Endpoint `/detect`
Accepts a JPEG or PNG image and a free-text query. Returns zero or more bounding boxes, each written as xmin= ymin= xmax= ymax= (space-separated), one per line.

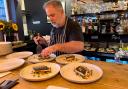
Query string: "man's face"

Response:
xmin=45 ymin=5 xmax=63 ymax=28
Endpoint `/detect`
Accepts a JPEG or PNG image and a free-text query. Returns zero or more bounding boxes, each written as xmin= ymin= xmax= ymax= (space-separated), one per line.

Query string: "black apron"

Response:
xmin=49 ymin=18 xmax=68 ymax=56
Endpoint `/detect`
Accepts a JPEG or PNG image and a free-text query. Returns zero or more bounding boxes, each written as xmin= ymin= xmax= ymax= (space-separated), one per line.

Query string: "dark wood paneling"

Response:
xmin=15 ymin=0 xmax=24 ymax=40
xmin=6 ymin=0 xmax=24 ymax=40
xmin=24 ymin=0 xmax=52 ymax=35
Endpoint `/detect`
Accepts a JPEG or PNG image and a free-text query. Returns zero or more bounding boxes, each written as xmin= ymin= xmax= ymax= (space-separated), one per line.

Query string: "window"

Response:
xmin=0 ymin=0 xmax=8 ymax=21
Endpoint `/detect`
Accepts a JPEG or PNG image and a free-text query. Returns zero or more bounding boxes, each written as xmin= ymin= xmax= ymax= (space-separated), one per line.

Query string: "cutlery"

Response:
xmin=0 ymin=79 xmax=19 ymax=89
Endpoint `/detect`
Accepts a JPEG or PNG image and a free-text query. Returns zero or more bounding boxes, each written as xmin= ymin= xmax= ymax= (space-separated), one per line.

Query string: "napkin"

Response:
xmin=0 ymin=71 xmax=11 ymax=78
xmin=46 ymin=85 xmax=70 ymax=89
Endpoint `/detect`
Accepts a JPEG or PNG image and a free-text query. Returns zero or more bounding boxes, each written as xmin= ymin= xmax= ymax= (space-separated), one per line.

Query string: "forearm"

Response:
xmin=54 ymin=41 xmax=84 ymax=53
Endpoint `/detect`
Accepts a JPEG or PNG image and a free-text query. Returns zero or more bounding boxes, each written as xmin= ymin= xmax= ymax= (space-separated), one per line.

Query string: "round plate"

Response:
xmin=55 ymin=54 xmax=86 ymax=64
xmin=0 ymin=58 xmax=25 ymax=72
xmin=6 ymin=51 xmax=33 ymax=59
xmin=27 ymin=54 xmax=56 ymax=63
xmin=60 ymin=63 xmax=103 ymax=83
xmin=20 ymin=62 xmax=60 ymax=81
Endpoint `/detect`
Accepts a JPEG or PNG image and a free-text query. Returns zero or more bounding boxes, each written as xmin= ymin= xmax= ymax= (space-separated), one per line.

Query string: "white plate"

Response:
xmin=6 ymin=51 xmax=33 ymax=59
xmin=27 ymin=54 xmax=56 ymax=63
xmin=55 ymin=54 xmax=86 ymax=64
xmin=60 ymin=63 xmax=103 ymax=83
xmin=20 ymin=62 xmax=60 ymax=81
xmin=0 ymin=58 xmax=25 ymax=72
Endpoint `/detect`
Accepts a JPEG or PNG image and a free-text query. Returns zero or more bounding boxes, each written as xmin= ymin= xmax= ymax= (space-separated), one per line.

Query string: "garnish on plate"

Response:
xmin=38 ymin=54 xmax=50 ymax=60
xmin=31 ymin=65 xmax=51 ymax=77
xmin=63 ymin=54 xmax=78 ymax=62
xmin=28 ymin=54 xmax=51 ymax=61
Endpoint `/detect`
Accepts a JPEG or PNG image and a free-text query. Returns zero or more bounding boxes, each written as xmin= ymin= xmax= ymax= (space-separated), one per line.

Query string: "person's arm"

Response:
xmin=41 ymin=41 xmax=84 ymax=57
xmin=53 ymin=41 xmax=84 ymax=53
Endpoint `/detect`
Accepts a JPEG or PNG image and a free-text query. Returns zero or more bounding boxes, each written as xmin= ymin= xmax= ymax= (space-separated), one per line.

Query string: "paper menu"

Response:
xmin=46 ymin=85 xmax=69 ymax=89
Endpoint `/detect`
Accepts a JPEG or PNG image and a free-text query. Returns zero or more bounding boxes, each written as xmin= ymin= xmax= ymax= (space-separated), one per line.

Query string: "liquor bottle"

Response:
xmin=81 ymin=18 xmax=86 ymax=33
xmin=87 ymin=18 xmax=94 ymax=34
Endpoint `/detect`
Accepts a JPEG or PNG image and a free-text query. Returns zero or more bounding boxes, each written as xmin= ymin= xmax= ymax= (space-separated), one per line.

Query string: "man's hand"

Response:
xmin=33 ymin=36 xmax=40 ymax=45
xmin=33 ymin=36 xmax=48 ymax=46
xmin=40 ymin=41 xmax=84 ymax=57
xmin=41 ymin=44 xmax=60 ymax=57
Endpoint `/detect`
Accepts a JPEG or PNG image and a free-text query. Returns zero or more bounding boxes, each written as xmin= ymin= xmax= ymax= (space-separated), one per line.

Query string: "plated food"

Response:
xmin=97 ymin=48 xmax=116 ymax=53
xmin=97 ymin=48 xmax=106 ymax=52
xmin=55 ymin=54 xmax=86 ymax=64
xmin=74 ymin=66 xmax=93 ymax=79
xmin=32 ymin=65 xmax=51 ymax=77
xmin=63 ymin=54 xmax=78 ymax=62
xmin=84 ymin=47 xmax=96 ymax=51
xmin=20 ymin=62 xmax=60 ymax=81
xmin=106 ymin=48 xmax=115 ymax=53
xmin=60 ymin=63 xmax=103 ymax=83
xmin=27 ymin=54 xmax=56 ymax=63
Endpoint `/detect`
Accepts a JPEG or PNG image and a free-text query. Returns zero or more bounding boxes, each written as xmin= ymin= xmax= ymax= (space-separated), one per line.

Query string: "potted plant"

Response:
xmin=0 ymin=20 xmax=18 ymax=41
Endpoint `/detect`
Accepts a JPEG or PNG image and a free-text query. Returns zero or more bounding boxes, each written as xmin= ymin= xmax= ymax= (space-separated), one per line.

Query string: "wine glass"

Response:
xmin=114 ymin=48 xmax=124 ymax=64
xmin=114 ymin=53 xmax=121 ymax=64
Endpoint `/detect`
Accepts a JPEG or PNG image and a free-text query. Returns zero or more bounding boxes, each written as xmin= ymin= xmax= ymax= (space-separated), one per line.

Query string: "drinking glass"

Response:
xmin=114 ymin=55 xmax=121 ymax=64
xmin=114 ymin=51 xmax=123 ymax=64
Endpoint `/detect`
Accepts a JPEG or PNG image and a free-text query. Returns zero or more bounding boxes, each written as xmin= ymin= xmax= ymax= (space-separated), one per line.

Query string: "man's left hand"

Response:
xmin=41 ymin=44 xmax=60 ymax=57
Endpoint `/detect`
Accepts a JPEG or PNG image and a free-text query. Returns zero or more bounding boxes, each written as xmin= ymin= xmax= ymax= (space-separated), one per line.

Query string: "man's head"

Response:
xmin=43 ymin=0 xmax=66 ymax=28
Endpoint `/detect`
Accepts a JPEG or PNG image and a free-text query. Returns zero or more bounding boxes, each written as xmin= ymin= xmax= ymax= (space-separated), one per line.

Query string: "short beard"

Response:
xmin=51 ymin=23 xmax=59 ymax=28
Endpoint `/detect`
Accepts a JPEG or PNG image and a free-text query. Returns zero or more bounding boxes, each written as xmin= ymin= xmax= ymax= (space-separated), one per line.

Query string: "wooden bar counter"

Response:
xmin=0 ymin=58 xmax=128 ymax=89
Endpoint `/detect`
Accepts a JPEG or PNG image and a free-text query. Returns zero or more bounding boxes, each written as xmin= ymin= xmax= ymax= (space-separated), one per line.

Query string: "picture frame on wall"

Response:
xmin=47 ymin=0 xmax=65 ymax=23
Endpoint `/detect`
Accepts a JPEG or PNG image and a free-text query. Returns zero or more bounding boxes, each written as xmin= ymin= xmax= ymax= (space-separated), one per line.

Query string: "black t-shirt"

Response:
xmin=50 ymin=17 xmax=84 ymax=45
xmin=49 ymin=17 xmax=84 ymax=56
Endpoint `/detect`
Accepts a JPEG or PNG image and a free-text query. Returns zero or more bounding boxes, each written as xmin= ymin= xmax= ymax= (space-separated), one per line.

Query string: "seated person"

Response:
xmin=34 ymin=0 xmax=84 ymax=57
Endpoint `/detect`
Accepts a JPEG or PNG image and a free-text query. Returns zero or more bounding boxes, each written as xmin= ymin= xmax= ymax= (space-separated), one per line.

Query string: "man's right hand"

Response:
xmin=33 ymin=36 xmax=48 ymax=46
